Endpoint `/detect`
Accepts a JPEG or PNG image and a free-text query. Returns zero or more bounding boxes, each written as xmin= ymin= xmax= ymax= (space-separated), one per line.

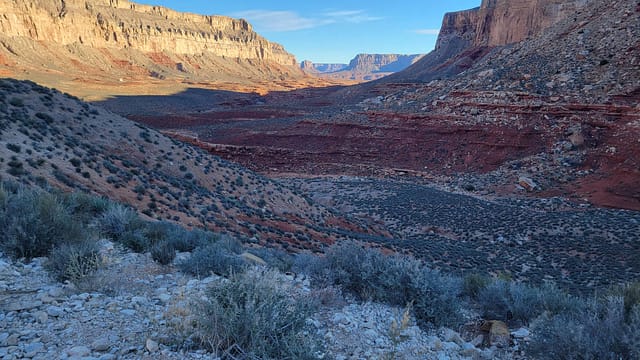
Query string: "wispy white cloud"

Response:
xmin=323 ymin=10 xmax=383 ymax=24
xmin=414 ymin=29 xmax=440 ymax=35
xmin=231 ymin=10 xmax=322 ymax=31
xmin=232 ymin=9 xmax=382 ymax=32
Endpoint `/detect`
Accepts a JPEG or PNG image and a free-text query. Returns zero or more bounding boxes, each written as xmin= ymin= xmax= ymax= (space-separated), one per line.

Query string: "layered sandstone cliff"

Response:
xmin=0 ymin=0 xmax=314 ymax=98
xmin=474 ymin=0 xmax=588 ymax=47
xmin=385 ymin=0 xmax=588 ymax=82
xmin=0 ymin=0 xmax=296 ymax=65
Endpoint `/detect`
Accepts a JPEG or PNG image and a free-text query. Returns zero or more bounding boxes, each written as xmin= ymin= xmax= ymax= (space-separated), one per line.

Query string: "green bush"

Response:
xmin=462 ymin=273 xmax=491 ymax=299
xmin=610 ymin=282 xmax=640 ymax=319
xmin=527 ymin=297 xmax=635 ymax=359
xmin=312 ymin=241 xmax=464 ymax=327
xmin=410 ymin=267 xmax=464 ymax=327
xmin=246 ymin=247 xmax=294 ymax=273
xmin=192 ymin=270 xmax=322 ymax=359
xmin=0 ymin=186 xmax=86 ymax=259
xmin=118 ymin=229 xmax=150 ymax=253
xmin=179 ymin=240 xmax=245 ymax=277
xmin=63 ymin=192 xmax=111 ymax=223
xmin=6 ymin=143 xmax=21 ymax=153
xmin=9 ymin=97 xmax=24 ymax=107
xmin=96 ymin=203 xmax=140 ymax=237
xmin=46 ymin=240 xmax=101 ymax=283
xmin=478 ymin=279 xmax=582 ymax=323
xmin=151 ymin=240 xmax=176 ymax=265
xmin=624 ymin=306 xmax=640 ymax=358
xmin=169 ymin=228 xmax=215 ymax=252
xmin=96 ymin=203 xmax=148 ymax=251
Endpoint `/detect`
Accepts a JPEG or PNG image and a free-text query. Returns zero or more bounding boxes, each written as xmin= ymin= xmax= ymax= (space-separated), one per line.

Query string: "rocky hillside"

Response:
xmin=0 ymin=0 xmax=326 ymax=99
xmin=0 ymin=78 xmax=376 ymax=251
xmin=302 ymin=54 xmax=424 ymax=81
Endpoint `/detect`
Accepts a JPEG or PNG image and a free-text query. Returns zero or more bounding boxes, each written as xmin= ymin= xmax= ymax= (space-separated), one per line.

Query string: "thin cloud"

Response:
xmin=324 ymin=10 xmax=383 ymax=23
xmin=232 ymin=9 xmax=382 ymax=32
xmin=231 ymin=10 xmax=323 ymax=32
xmin=414 ymin=29 xmax=440 ymax=35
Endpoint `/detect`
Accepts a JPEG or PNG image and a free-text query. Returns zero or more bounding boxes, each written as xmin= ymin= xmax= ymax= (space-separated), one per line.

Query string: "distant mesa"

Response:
xmin=301 ymin=54 xmax=425 ymax=82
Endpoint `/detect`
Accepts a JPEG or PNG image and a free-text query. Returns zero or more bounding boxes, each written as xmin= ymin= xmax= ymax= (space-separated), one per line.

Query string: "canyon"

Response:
xmin=301 ymin=53 xmax=425 ymax=81
xmin=0 ymin=0 xmax=639 ymax=285
xmin=100 ymin=0 xmax=639 ymax=211
xmin=0 ymin=1 xmax=639 ymax=358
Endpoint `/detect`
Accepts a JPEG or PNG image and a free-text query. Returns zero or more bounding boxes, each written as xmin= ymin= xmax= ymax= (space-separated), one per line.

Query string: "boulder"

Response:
xmin=518 ymin=176 xmax=538 ymax=191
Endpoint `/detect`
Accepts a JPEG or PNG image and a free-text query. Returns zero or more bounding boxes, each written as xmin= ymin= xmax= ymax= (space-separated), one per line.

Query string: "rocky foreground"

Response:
xmin=0 ymin=241 xmax=527 ymax=360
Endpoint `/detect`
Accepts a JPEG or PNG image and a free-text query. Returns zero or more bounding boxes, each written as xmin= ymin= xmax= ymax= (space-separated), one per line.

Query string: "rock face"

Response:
xmin=302 ymin=54 xmax=424 ymax=81
xmin=474 ymin=0 xmax=588 ymax=47
xmin=386 ymin=0 xmax=588 ymax=82
xmin=0 ymin=0 xmax=313 ymax=98
xmin=0 ymin=0 xmax=296 ymax=65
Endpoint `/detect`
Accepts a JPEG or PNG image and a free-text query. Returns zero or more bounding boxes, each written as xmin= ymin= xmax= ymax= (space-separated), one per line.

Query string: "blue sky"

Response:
xmin=136 ymin=1 xmax=481 ymax=64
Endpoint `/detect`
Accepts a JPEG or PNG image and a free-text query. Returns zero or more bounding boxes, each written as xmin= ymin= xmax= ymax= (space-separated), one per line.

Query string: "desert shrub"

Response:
xmin=9 ymin=97 xmax=24 ymax=107
xmin=317 ymin=241 xmax=414 ymax=303
xmin=96 ymin=203 xmax=147 ymax=249
xmin=527 ymin=296 xmax=634 ymax=359
xmin=144 ymin=221 xmax=183 ymax=244
xmin=35 ymin=112 xmax=54 ymax=124
xmin=0 ymin=186 xmax=86 ymax=259
xmin=246 ymin=247 xmax=294 ymax=273
xmin=6 ymin=143 xmax=21 ymax=153
xmin=192 ymin=270 xmax=321 ymax=359
xmin=169 ymin=228 xmax=215 ymax=252
xmin=118 ymin=229 xmax=150 ymax=253
xmin=410 ymin=267 xmax=464 ymax=328
xmin=478 ymin=279 xmax=582 ymax=323
xmin=46 ymin=240 xmax=101 ymax=283
xmin=151 ymin=240 xmax=176 ymax=265
xmin=314 ymin=241 xmax=464 ymax=327
xmin=624 ymin=306 xmax=640 ymax=358
xmin=609 ymin=282 xmax=640 ymax=319
xmin=291 ymin=252 xmax=326 ymax=280
xmin=7 ymin=158 xmax=26 ymax=176
xmin=63 ymin=192 xmax=111 ymax=223
xmin=462 ymin=273 xmax=491 ymax=299
xmin=179 ymin=239 xmax=245 ymax=277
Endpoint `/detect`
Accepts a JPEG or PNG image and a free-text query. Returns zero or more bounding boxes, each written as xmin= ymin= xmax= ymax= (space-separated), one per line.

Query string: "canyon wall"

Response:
xmin=0 ymin=0 xmax=296 ymax=65
xmin=386 ymin=0 xmax=588 ymax=82
xmin=474 ymin=0 xmax=588 ymax=47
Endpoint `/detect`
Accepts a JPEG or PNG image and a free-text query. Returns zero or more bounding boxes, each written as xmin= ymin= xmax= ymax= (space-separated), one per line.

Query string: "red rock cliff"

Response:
xmin=385 ymin=0 xmax=587 ymax=82
xmin=474 ymin=0 xmax=588 ymax=46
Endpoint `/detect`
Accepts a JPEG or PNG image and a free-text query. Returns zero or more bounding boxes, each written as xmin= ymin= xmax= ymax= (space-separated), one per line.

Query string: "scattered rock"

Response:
xmin=91 ymin=337 xmax=111 ymax=352
xmin=481 ymin=320 xmax=511 ymax=347
xmin=511 ymin=327 xmax=530 ymax=339
xmin=145 ymin=338 xmax=159 ymax=353
xmin=66 ymin=345 xmax=91 ymax=357
xmin=518 ymin=176 xmax=538 ymax=191
xmin=46 ymin=305 xmax=64 ymax=317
